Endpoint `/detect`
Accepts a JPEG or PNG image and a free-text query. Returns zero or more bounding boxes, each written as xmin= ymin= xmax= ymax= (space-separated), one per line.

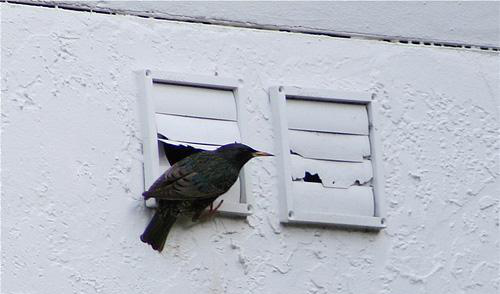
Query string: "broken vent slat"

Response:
xmin=156 ymin=113 xmax=241 ymax=146
xmin=289 ymin=130 xmax=370 ymax=162
xmin=270 ymin=86 xmax=385 ymax=227
xmin=158 ymin=138 xmax=219 ymax=151
xmin=290 ymin=155 xmax=373 ymax=189
xmin=153 ymin=83 xmax=237 ymax=121
xmin=292 ymin=182 xmax=374 ymax=217
xmin=286 ymin=99 xmax=369 ymax=135
xmin=140 ymin=71 xmax=253 ymax=217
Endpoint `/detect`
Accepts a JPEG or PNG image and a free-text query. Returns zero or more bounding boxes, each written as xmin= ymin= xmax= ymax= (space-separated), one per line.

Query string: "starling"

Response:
xmin=140 ymin=143 xmax=273 ymax=252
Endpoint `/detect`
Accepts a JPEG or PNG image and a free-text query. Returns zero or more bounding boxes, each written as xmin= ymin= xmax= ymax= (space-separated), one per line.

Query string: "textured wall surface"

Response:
xmin=2 ymin=4 xmax=499 ymax=294
xmin=14 ymin=0 xmax=500 ymax=47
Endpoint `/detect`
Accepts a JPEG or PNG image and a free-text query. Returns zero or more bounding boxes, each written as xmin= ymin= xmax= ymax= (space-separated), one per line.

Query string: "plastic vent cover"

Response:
xmin=270 ymin=86 xmax=385 ymax=229
xmin=137 ymin=70 xmax=253 ymax=216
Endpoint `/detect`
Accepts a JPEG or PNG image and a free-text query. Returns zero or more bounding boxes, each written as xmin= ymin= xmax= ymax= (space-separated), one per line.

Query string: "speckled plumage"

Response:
xmin=141 ymin=143 xmax=272 ymax=252
xmin=144 ymin=151 xmax=241 ymax=202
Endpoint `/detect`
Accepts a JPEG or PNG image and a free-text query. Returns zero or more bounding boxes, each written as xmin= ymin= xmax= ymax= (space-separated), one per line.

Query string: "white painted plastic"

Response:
xmin=366 ymin=100 xmax=386 ymax=222
xmin=152 ymin=83 xmax=237 ymax=121
xmin=270 ymin=86 xmax=385 ymax=229
xmin=156 ymin=113 xmax=240 ymax=145
xmin=290 ymin=155 xmax=373 ymax=189
xmin=286 ymin=98 xmax=369 ymax=135
xmin=137 ymin=70 xmax=253 ymax=216
xmin=292 ymin=183 xmax=374 ymax=217
xmin=158 ymin=138 xmax=219 ymax=151
xmin=136 ymin=70 xmax=160 ymax=208
xmin=283 ymin=86 xmax=372 ymax=104
xmin=270 ymin=87 xmax=295 ymax=223
xmin=288 ymin=129 xmax=370 ymax=162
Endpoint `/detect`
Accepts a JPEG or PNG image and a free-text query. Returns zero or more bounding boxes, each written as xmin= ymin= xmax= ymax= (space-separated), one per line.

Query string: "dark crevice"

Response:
xmin=292 ymin=171 xmax=324 ymax=184
xmin=58 ymin=5 xmax=90 ymax=12
xmin=443 ymin=43 xmax=461 ymax=48
xmin=6 ymin=0 xmax=53 ymax=8
xmin=158 ymin=134 xmax=205 ymax=165
xmin=353 ymin=179 xmax=373 ymax=187
xmin=303 ymin=172 xmax=322 ymax=184
xmin=307 ymin=31 xmax=351 ymax=39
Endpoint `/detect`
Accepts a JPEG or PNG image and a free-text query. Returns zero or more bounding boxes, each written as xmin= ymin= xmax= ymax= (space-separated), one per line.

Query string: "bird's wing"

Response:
xmin=147 ymin=173 xmax=225 ymax=200
xmin=144 ymin=153 xmax=226 ymax=200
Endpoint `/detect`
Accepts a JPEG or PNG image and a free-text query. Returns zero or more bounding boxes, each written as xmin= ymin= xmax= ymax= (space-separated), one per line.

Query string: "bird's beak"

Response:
xmin=253 ymin=151 xmax=274 ymax=157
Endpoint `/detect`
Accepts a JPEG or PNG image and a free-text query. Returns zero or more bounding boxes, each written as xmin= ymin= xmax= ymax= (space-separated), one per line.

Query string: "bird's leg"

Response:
xmin=199 ymin=200 xmax=224 ymax=221
xmin=206 ymin=200 xmax=224 ymax=218
xmin=209 ymin=199 xmax=224 ymax=215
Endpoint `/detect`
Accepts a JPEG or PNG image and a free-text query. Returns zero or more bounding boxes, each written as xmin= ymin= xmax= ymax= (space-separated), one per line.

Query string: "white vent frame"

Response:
xmin=136 ymin=70 xmax=253 ymax=216
xmin=270 ymin=86 xmax=386 ymax=229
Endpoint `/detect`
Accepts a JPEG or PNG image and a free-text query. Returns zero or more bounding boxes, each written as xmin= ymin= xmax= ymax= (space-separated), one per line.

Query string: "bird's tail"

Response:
xmin=140 ymin=211 xmax=177 ymax=252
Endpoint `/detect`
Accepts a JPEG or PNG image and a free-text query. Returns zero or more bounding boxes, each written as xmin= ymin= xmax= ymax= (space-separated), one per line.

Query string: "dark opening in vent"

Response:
xmin=158 ymin=134 xmax=205 ymax=165
xmin=303 ymin=172 xmax=322 ymax=184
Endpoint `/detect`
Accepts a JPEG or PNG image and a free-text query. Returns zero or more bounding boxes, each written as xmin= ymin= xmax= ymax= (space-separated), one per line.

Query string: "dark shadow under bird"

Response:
xmin=141 ymin=143 xmax=273 ymax=252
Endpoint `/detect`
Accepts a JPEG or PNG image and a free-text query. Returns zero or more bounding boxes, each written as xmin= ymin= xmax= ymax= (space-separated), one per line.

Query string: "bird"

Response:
xmin=140 ymin=143 xmax=273 ymax=252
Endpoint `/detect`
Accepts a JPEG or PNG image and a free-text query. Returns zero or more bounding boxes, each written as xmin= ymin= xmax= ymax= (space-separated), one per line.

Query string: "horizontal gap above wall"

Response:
xmin=3 ymin=0 xmax=500 ymax=52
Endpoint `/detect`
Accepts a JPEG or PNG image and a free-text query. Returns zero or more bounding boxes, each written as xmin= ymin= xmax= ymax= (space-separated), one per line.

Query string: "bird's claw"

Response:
xmin=209 ymin=199 xmax=224 ymax=214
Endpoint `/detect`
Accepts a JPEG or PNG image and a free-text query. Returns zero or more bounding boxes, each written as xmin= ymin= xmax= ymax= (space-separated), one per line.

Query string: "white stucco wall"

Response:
xmin=1 ymin=3 xmax=499 ymax=294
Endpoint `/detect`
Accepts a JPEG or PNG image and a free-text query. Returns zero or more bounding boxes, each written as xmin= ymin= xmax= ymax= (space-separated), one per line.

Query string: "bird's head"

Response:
xmin=216 ymin=143 xmax=273 ymax=168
